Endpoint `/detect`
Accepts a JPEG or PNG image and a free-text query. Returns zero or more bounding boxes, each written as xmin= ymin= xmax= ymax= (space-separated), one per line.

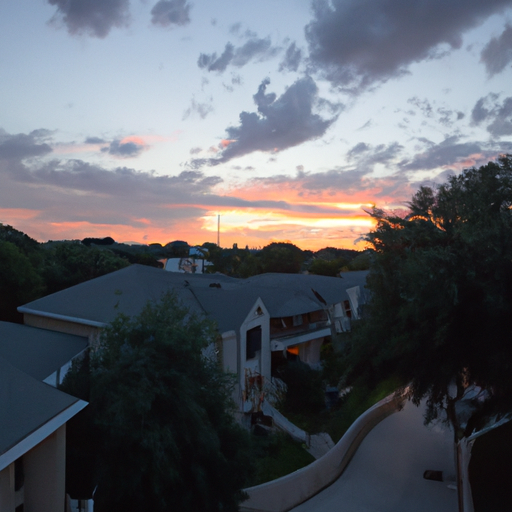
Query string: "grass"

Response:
xmin=246 ymin=431 xmax=315 ymax=486
xmin=277 ymin=375 xmax=401 ymax=443
xmin=323 ymin=376 xmax=402 ymax=442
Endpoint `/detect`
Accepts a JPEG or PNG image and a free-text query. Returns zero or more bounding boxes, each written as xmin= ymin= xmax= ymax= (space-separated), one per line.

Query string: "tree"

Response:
xmin=259 ymin=242 xmax=304 ymax=274
xmin=42 ymin=241 xmax=129 ymax=294
xmin=62 ymin=293 xmax=252 ymax=512
xmin=348 ymin=155 xmax=512 ymax=438
xmin=0 ymin=241 xmax=45 ymax=322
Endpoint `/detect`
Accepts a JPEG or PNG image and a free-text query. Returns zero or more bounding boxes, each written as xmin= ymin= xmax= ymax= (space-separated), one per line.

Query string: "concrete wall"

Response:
xmin=240 ymin=395 xmax=401 ymax=512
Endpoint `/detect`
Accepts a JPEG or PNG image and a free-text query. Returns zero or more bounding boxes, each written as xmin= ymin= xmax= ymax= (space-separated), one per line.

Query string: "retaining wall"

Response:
xmin=240 ymin=394 xmax=401 ymax=512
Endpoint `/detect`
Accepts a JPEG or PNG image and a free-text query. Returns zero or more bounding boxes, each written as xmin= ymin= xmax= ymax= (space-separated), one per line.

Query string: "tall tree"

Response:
xmin=348 ymin=155 xmax=512 ymax=437
xmin=63 ymin=293 xmax=252 ymax=512
xmin=0 ymin=241 xmax=45 ymax=322
xmin=42 ymin=242 xmax=129 ymax=294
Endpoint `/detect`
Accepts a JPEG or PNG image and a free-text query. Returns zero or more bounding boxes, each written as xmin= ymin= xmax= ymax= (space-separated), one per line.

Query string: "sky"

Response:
xmin=1 ymin=0 xmax=512 ymax=251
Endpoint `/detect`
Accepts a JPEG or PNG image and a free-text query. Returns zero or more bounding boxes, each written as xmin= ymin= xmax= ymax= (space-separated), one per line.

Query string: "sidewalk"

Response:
xmin=291 ymin=400 xmax=458 ymax=512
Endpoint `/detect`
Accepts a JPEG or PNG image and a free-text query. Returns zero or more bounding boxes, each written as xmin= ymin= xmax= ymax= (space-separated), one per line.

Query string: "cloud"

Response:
xmin=198 ymin=36 xmax=280 ymax=73
xmin=346 ymin=142 xmax=403 ymax=166
xmin=84 ymin=136 xmax=106 ymax=144
xmin=192 ymin=76 xmax=341 ymax=166
xmin=305 ymin=0 xmax=512 ymax=91
xmin=279 ymin=42 xmax=302 ymax=72
xmin=481 ymin=24 xmax=512 ymax=76
xmin=399 ymin=136 xmax=491 ymax=171
xmin=151 ymin=0 xmax=191 ymax=28
xmin=182 ymin=98 xmax=214 ymax=120
xmin=0 ymin=129 xmax=53 ymax=161
xmin=47 ymin=0 xmax=130 ymax=38
xmin=102 ymin=138 xmax=146 ymax=158
xmin=471 ymin=94 xmax=512 ymax=137
xmin=407 ymin=96 xmax=465 ymax=127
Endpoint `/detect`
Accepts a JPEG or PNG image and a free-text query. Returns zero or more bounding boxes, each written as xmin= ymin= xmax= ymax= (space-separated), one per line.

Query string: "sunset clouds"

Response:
xmin=1 ymin=1 xmax=511 ymax=250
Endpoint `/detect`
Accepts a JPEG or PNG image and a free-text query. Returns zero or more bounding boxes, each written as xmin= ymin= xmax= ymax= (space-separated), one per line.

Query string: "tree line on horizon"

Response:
xmin=0 ymin=223 xmax=369 ymax=323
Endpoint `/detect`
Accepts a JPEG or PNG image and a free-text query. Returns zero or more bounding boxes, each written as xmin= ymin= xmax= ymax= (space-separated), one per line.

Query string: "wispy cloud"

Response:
xmin=198 ymin=36 xmax=280 ymax=73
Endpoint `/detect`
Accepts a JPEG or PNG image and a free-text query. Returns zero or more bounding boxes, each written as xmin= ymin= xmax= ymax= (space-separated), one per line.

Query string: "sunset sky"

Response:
xmin=2 ymin=1 xmax=512 ymax=250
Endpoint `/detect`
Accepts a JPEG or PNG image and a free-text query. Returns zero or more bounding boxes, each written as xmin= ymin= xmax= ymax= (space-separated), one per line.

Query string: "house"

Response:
xmin=18 ymin=264 xmax=368 ymax=414
xmin=163 ymin=246 xmax=212 ymax=274
xmin=0 ymin=322 xmax=88 ymax=512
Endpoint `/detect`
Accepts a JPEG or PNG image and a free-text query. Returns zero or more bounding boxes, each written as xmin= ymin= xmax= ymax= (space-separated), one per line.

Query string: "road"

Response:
xmin=291 ymin=399 xmax=458 ymax=512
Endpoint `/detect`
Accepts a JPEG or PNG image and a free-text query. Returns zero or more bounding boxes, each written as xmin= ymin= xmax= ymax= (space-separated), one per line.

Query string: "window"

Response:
xmin=246 ymin=326 xmax=262 ymax=359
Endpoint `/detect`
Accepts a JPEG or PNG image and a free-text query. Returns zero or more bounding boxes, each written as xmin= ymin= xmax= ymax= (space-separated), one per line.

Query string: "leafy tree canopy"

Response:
xmin=0 ymin=241 xmax=45 ymax=322
xmin=42 ymin=241 xmax=129 ymax=294
xmin=348 ymin=155 xmax=512 ymax=437
xmin=259 ymin=242 xmax=304 ymax=274
xmin=63 ymin=293 xmax=252 ymax=512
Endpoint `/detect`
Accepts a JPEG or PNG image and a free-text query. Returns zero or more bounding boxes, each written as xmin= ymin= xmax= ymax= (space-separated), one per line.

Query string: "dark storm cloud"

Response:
xmin=191 ymin=77 xmax=341 ymax=166
xmin=102 ymin=139 xmax=145 ymax=158
xmin=279 ymin=42 xmax=303 ymax=72
xmin=399 ymin=136 xmax=487 ymax=171
xmin=48 ymin=0 xmax=130 ymax=38
xmin=305 ymin=0 xmax=512 ymax=91
xmin=471 ymin=94 xmax=512 ymax=137
xmin=481 ymin=24 xmax=512 ymax=76
xmin=151 ymin=0 xmax=191 ymax=28
xmin=198 ymin=37 xmax=280 ymax=72
xmin=0 ymin=130 xmax=53 ymax=161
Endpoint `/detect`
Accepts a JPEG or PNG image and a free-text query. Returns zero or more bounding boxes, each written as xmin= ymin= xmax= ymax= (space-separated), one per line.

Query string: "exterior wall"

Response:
xmin=23 ymin=314 xmax=100 ymax=346
xmin=239 ymin=300 xmax=270 ymax=412
xmin=221 ymin=330 xmax=238 ymax=374
xmin=0 ymin=464 xmax=15 ymax=512
xmin=23 ymin=425 xmax=66 ymax=512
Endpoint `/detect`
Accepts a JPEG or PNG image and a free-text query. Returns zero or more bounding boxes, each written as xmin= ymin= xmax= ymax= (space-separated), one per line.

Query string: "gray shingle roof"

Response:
xmin=19 ymin=265 xmax=236 ymax=327
xmin=19 ymin=265 xmax=368 ymax=334
xmin=0 ymin=357 xmax=82 ymax=460
xmin=0 ymin=322 xmax=88 ymax=381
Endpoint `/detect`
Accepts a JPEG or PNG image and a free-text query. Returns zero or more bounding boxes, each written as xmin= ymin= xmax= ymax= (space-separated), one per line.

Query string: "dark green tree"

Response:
xmin=308 ymin=258 xmax=346 ymax=277
xmin=259 ymin=242 xmax=304 ymax=274
xmin=42 ymin=242 xmax=129 ymax=294
xmin=0 ymin=241 xmax=45 ymax=322
xmin=63 ymin=293 xmax=252 ymax=512
xmin=348 ymin=155 xmax=512 ymax=437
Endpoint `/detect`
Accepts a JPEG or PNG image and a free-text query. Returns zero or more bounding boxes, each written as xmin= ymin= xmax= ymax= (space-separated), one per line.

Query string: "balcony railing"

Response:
xmin=270 ymin=320 xmax=330 ymax=340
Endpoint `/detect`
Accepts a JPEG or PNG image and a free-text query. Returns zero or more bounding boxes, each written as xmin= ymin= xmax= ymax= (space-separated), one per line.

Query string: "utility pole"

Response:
xmin=217 ymin=214 xmax=220 ymax=247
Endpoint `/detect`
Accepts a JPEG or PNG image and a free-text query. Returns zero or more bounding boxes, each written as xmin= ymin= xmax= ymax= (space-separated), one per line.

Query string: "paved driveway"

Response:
xmin=291 ymin=400 xmax=458 ymax=512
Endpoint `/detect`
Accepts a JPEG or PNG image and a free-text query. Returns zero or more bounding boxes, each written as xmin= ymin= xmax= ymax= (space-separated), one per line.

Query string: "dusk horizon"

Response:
xmin=2 ymin=1 xmax=512 ymax=251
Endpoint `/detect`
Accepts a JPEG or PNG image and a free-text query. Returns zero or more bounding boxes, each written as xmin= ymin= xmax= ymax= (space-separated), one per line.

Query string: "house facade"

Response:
xmin=0 ymin=323 xmax=88 ymax=512
xmin=18 ymin=265 xmax=368 ymax=414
